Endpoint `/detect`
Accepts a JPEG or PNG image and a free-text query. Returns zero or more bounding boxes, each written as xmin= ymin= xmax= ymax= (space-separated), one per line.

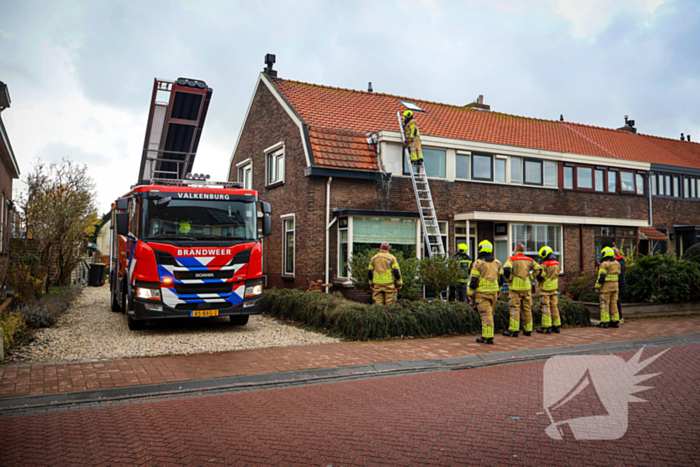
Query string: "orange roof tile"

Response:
xmin=639 ymin=226 xmax=669 ymax=241
xmin=270 ymin=77 xmax=700 ymax=171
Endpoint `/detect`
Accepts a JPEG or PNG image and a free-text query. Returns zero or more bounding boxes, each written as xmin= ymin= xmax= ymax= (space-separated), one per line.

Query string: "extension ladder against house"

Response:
xmin=397 ymin=112 xmax=445 ymax=258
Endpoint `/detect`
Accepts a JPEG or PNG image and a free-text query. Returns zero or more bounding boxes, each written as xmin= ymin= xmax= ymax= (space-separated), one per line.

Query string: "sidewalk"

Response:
xmin=1 ymin=316 xmax=699 ymax=399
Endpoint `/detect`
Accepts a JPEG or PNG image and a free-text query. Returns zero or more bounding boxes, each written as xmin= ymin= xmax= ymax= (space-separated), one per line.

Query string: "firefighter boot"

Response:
xmin=537 ymin=327 xmax=552 ymax=334
xmin=502 ymin=331 xmax=519 ymax=337
xmin=476 ymin=337 xmax=494 ymax=344
xmin=553 ymin=326 xmax=561 ymax=333
xmin=523 ymin=331 xmax=532 ymax=336
xmin=610 ymin=321 xmax=619 ymax=328
xmin=596 ymin=322 xmax=609 ymax=328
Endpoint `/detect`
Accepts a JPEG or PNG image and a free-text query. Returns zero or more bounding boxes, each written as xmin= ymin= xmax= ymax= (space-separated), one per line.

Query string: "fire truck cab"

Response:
xmin=110 ymin=178 xmax=271 ymax=330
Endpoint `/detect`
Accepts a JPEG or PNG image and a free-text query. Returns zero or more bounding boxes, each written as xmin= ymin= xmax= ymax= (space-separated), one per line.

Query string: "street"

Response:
xmin=2 ymin=343 xmax=698 ymax=466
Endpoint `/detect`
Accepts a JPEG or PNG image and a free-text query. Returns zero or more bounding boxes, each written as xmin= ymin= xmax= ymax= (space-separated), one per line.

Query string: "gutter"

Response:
xmin=304 ymin=166 xmax=391 ymax=181
xmin=325 ymin=176 xmax=333 ymax=294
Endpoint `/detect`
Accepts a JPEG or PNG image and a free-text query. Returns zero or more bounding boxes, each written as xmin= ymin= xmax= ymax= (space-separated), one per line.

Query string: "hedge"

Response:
xmin=262 ymin=289 xmax=590 ymax=341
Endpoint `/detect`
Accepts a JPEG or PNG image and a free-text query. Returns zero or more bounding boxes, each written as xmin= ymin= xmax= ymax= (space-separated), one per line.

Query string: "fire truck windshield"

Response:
xmin=143 ymin=198 xmax=257 ymax=242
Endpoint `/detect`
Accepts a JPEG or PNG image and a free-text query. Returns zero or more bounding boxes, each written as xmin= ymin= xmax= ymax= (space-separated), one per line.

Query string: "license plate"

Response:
xmin=191 ymin=309 xmax=219 ymax=317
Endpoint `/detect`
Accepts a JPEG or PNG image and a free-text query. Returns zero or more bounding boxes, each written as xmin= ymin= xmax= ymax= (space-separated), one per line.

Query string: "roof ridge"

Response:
xmin=272 ymin=77 xmax=577 ymax=127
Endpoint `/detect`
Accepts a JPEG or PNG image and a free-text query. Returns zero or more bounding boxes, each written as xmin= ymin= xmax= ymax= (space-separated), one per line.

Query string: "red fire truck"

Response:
xmin=110 ymin=177 xmax=271 ymax=330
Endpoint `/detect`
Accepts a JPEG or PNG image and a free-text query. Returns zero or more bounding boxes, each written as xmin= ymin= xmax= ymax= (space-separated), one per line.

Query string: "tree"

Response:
xmin=19 ymin=159 xmax=98 ymax=289
xmin=418 ymin=255 xmax=462 ymax=298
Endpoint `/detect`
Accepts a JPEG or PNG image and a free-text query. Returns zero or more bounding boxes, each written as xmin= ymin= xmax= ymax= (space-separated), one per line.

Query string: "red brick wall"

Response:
xmin=0 ymin=147 xmax=14 ymax=257
xmin=651 ymin=198 xmax=700 ymax=255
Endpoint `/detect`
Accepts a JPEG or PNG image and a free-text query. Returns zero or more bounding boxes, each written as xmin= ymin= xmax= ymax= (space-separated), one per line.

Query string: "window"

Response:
xmin=651 ymin=175 xmax=657 ymax=195
xmin=456 ymin=153 xmax=470 ymax=179
xmin=665 ymin=175 xmax=671 ymax=195
xmin=511 ymin=157 xmax=522 ymax=184
xmin=595 ymin=170 xmax=604 ymax=192
xmin=684 ymin=178 xmax=690 ymax=198
xmin=422 ymin=220 xmax=448 ymax=259
xmin=594 ymin=227 xmax=635 ymax=263
xmin=283 ymin=216 xmax=295 ymax=276
xmin=608 ymin=171 xmax=617 ymax=192
xmin=353 ymin=217 xmax=417 ymax=259
xmin=338 ymin=219 xmax=348 ymax=278
xmin=403 ymin=147 xmax=446 ymax=178
xmin=544 ymin=161 xmax=557 ymax=187
xmin=495 ymin=157 xmax=507 ymax=183
xmin=563 ymin=166 xmax=574 ymax=189
xmin=577 ymin=167 xmax=593 ymax=189
xmin=398 ymin=100 xmax=424 ymax=112
xmin=524 ymin=159 xmax=542 ymax=185
xmin=472 ymin=153 xmax=493 ymax=181
xmin=511 ymin=223 xmax=562 ymax=267
xmin=636 ymin=174 xmax=644 ymax=195
xmin=692 ymin=179 xmax=697 ymax=198
xmin=674 ymin=177 xmax=680 ymax=197
xmin=266 ymin=146 xmax=284 ymax=186
xmin=237 ymin=160 xmax=252 ymax=190
xmin=129 ymin=198 xmax=139 ymax=236
xmin=455 ymin=222 xmax=467 ymax=254
xmin=620 ymin=172 xmax=635 ymax=192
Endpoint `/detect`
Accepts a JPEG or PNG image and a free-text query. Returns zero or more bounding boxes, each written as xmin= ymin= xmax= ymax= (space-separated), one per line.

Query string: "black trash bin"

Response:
xmin=89 ymin=263 xmax=106 ymax=287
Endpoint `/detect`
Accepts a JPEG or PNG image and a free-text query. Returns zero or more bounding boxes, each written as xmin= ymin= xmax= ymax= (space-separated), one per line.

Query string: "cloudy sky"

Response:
xmin=1 ymin=0 xmax=698 ymax=213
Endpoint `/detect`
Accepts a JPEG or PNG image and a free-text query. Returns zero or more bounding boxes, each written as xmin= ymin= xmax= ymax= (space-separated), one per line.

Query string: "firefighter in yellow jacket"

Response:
xmin=368 ymin=242 xmax=403 ymax=306
xmin=454 ymin=243 xmax=473 ymax=302
xmin=402 ymin=110 xmax=424 ymax=166
xmin=536 ymin=246 xmax=561 ymax=334
xmin=468 ymin=240 xmax=504 ymax=344
xmin=595 ymin=246 xmax=621 ymax=328
xmin=502 ymin=243 xmax=541 ymax=337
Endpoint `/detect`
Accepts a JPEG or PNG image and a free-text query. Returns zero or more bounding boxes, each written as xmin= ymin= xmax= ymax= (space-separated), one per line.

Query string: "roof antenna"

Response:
xmin=560 ymin=114 xmax=564 ymax=121
xmin=681 ymin=133 xmax=685 ymax=141
xmin=368 ymin=82 xmax=373 ymax=92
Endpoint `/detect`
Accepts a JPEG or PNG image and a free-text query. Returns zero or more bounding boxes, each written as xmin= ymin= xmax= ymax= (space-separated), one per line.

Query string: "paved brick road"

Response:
xmin=1 ymin=343 xmax=698 ymax=466
xmin=2 ymin=316 xmax=699 ymax=399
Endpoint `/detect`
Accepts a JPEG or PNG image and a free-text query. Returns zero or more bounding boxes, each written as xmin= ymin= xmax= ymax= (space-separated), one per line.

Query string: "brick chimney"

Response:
xmin=465 ymin=94 xmax=491 ymax=111
xmin=263 ymin=54 xmax=277 ymax=77
xmin=617 ymin=115 xmax=637 ymax=134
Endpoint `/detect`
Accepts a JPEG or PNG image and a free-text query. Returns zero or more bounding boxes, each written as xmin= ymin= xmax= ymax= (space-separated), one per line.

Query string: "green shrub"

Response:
xmin=348 ymin=248 xmax=420 ymax=300
xmin=263 ymin=288 xmax=589 ymax=340
xmin=418 ymin=255 xmax=462 ymax=295
xmin=7 ymin=252 xmax=43 ymax=310
xmin=19 ymin=285 xmax=81 ymax=328
xmin=1 ymin=311 xmax=25 ymax=354
xmin=625 ymin=254 xmax=700 ymax=303
xmin=564 ymin=272 xmax=600 ymax=302
xmin=683 ymin=243 xmax=700 ymax=264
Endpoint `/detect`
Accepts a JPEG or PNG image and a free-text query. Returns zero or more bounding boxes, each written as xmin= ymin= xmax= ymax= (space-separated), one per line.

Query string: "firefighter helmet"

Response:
xmin=478 ymin=240 xmax=493 ymax=254
xmin=539 ymin=246 xmax=553 ymax=258
xmin=402 ymin=110 xmax=413 ymax=119
xmin=601 ymin=246 xmax=615 ymax=259
xmin=458 ymin=243 xmax=468 ymax=252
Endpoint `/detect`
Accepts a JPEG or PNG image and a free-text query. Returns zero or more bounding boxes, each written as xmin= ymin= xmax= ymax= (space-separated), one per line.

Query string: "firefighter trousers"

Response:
xmin=508 ymin=290 xmax=533 ymax=332
xmin=372 ymin=285 xmax=396 ymax=306
xmin=408 ymin=137 xmax=423 ymax=163
xmin=456 ymin=283 xmax=468 ymax=302
xmin=599 ymin=283 xmax=619 ymax=323
xmin=474 ymin=292 xmax=497 ymax=338
xmin=540 ymin=291 xmax=560 ymax=328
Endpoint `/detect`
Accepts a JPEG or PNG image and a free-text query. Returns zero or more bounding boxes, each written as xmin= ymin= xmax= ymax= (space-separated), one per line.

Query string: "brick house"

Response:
xmin=227 ymin=64 xmax=700 ymax=295
xmin=0 ymin=81 xmax=20 ymax=259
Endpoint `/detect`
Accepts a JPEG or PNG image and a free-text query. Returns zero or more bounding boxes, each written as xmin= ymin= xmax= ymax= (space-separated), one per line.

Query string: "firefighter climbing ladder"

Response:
xmin=397 ymin=112 xmax=445 ymax=258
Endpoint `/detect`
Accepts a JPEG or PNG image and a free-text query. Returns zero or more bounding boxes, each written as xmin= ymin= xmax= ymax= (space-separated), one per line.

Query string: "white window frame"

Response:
xmin=337 ymin=218 xmax=349 ymax=280
xmin=281 ymin=213 xmax=295 ymax=277
xmin=509 ymin=222 xmax=565 ymax=273
xmin=494 ymin=156 xmax=507 ymax=183
xmin=455 ymin=150 xmax=470 ymax=181
xmin=236 ymin=158 xmax=253 ymax=190
xmin=265 ymin=142 xmax=285 ymax=187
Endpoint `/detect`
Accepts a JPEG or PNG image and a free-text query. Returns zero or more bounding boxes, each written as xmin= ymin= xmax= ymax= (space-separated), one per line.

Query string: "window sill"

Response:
xmin=266 ymin=180 xmax=284 ymax=190
xmin=281 ymin=275 xmax=295 ymax=281
xmin=333 ymin=280 xmax=354 ymax=288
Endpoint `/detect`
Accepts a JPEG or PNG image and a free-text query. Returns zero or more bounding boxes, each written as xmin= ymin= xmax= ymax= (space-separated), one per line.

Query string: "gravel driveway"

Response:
xmin=9 ymin=285 xmax=340 ymax=364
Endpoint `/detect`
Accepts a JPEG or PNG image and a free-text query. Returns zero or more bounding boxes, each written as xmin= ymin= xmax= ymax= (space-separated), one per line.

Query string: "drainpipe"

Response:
xmin=579 ymin=224 xmax=584 ymax=272
xmin=648 ymin=171 xmax=654 ymax=227
xmin=325 ymin=177 xmax=333 ymax=293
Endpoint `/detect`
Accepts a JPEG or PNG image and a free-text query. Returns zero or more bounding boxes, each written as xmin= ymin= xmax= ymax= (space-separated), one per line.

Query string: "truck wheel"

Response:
xmin=110 ymin=285 xmax=122 ymax=312
xmin=127 ymin=315 xmax=146 ymax=331
xmin=228 ymin=315 xmax=249 ymax=326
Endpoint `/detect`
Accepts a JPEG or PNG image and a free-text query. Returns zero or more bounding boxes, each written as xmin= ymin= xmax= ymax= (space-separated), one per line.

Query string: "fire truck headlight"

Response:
xmin=245 ymin=284 xmax=263 ymax=298
xmin=136 ymin=287 xmax=162 ymax=300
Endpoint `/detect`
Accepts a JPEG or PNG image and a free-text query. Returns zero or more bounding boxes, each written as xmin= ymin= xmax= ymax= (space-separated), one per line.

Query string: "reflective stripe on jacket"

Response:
xmin=454 ymin=252 xmax=473 ymax=283
xmin=368 ymin=251 xmax=403 ymax=286
xmin=595 ymin=260 xmax=620 ymax=288
xmin=468 ymin=258 xmax=503 ymax=295
xmin=540 ymin=259 xmax=561 ymax=292
xmin=504 ymin=254 xmax=540 ymax=291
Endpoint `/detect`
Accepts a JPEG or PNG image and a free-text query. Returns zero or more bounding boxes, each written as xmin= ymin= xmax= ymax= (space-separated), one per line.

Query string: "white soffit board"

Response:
xmin=454 ymin=211 xmax=648 ymax=227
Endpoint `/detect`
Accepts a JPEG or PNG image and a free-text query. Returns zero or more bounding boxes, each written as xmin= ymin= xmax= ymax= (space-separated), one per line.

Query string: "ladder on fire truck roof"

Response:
xmin=397 ymin=112 xmax=445 ymax=258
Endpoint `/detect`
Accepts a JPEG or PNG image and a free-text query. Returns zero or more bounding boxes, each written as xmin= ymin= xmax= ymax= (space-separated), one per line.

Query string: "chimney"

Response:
xmin=681 ymin=133 xmax=685 ymax=141
xmin=465 ymin=94 xmax=491 ymax=111
xmin=263 ymin=54 xmax=277 ymax=77
xmin=560 ymin=114 xmax=564 ymax=121
xmin=617 ymin=115 xmax=637 ymax=134
xmin=689 ymin=135 xmax=692 ymax=142
xmin=368 ymin=82 xmax=373 ymax=92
